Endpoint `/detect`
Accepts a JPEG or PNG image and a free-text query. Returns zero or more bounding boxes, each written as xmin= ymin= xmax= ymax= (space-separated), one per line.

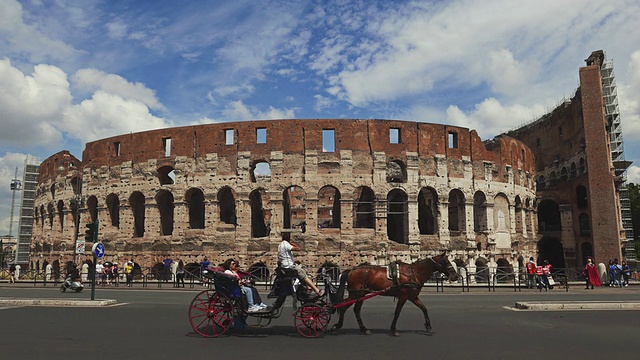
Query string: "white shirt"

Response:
xmin=277 ymin=240 xmax=295 ymax=268
xmin=95 ymin=263 xmax=104 ymax=274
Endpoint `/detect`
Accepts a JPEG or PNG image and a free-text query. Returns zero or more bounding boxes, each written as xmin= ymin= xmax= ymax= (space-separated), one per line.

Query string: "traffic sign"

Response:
xmin=92 ymin=242 xmax=105 ymax=258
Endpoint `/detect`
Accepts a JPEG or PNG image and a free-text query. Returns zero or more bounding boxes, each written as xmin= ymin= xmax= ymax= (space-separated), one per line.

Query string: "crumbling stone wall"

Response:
xmin=32 ymin=119 xmax=537 ymax=274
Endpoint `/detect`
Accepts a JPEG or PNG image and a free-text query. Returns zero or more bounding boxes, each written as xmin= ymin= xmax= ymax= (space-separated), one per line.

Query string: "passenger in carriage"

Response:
xmin=222 ymin=259 xmax=268 ymax=312
xmin=277 ymin=236 xmax=324 ymax=297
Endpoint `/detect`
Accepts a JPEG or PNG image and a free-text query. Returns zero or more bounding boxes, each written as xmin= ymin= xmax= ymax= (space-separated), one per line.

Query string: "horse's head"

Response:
xmin=433 ymin=253 xmax=459 ymax=282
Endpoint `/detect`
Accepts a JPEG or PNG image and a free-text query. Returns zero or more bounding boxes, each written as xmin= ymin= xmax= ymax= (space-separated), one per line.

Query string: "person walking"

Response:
xmin=621 ymin=260 xmax=631 ymax=287
xmin=9 ymin=263 xmax=16 ymax=284
xmin=525 ymin=257 xmax=536 ymax=289
xmin=175 ymin=260 xmax=185 ymax=288
xmin=125 ymin=261 xmax=134 ymax=287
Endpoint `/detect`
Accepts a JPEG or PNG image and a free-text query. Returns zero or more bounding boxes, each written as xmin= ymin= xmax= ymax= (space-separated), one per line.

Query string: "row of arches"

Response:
xmin=35 ymin=185 xmax=534 ymax=243
xmin=537 ymin=158 xmax=586 ymax=189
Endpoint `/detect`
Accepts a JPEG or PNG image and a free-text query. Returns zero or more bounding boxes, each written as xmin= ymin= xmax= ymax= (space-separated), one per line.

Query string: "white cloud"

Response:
xmin=72 ymin=68 xmax=165 ymax=111
xmin=626 ymin=166 xmax=640 ymax=185
xmin=0 ymin=0 xmax=79 ymax=64
xmin=314 ymin=94 xmax=332 ymax=112
xmin=63 ymin=91 xmax=170 ymax=142
xmin=446 ymin=98 xmax=545 ymax=139
xmin=617 ymin=50 xmax=640 ymax=142
xmin=223 ymin=100 xmax=296 ymax=120
xmin=0 ymin=58 xmax=69 ymax=147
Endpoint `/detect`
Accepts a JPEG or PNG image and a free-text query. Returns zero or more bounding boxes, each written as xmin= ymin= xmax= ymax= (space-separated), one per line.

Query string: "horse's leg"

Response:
xmin=390 ymin=296 xmax=408 ymax=337
xmin=409 ymin=296 xmax=433 ymax=336
xmin=353 ymin=300 xmax=371 ymax=335
xmin=331 ymin=301 xmax=352 ymax=333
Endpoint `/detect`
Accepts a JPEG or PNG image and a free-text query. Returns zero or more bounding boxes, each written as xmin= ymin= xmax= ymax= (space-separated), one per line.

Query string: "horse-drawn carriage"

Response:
xmin=188 ymin=253 xmax=458 ymax=338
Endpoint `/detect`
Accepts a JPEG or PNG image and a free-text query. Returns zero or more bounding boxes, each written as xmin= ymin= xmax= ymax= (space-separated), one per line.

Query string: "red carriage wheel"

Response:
xmin=189 ymin=290 xmax=235 ymax=337
xmin=293 ymin=304 xmax=331 ymax=338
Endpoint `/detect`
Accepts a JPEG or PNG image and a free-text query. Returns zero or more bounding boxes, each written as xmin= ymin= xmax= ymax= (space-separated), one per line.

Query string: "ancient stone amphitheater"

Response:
xmin=32 ymin=119 xmax=537 ymax=275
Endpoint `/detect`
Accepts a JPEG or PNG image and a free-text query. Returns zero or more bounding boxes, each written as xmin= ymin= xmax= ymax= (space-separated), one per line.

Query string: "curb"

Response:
xmin=0 ymin=298 xmax=118 ymax=307
xmin=514 ymin=301 xmax=640 ymax=311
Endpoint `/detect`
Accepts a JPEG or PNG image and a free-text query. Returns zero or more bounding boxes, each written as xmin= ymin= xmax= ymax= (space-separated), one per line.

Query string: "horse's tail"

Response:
xmin=335 ymin=269 xmax=351 ymax=302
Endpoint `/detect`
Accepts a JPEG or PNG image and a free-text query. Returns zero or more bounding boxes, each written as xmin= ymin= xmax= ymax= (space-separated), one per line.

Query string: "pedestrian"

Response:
xmin=9 ymin=263 xmax=16 ymax=284
xmin=95 ymin=260 xmax=104 ymax=285
xmin=621 ymin=260 xmax=631 ymax=287
xmin=125 ymin=261 xmax=134 ymax=287
xmin=525 ymin=257 xmax=536 ymax=289
xmin=163 ymin=256 xmax=173 ymax=282
xmin=200 ymin=257 xmax=210 ymax=285
xmin=112 ymin=262 xmax=119 ymax=286
xmin=583 ymin=257 xmax=601 ymax=289
xmin=175 ymin=260 xmax=185 ymax=288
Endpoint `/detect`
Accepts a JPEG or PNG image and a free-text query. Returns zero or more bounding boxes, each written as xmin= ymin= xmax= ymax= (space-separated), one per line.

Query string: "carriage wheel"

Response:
xmin=293 ymin=304 xmax=331 ymax=338
xmin=188 ymin=290 xmax=234 ymax=337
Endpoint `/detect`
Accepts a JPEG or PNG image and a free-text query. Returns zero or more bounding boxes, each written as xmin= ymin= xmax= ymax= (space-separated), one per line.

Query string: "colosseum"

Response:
xmin=31 ymin=119 xmax=537 ymax=276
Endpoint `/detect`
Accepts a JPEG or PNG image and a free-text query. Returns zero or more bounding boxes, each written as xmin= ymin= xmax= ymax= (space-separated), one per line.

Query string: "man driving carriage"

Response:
xmin=277 ymin=235 xmax=324 ymax=297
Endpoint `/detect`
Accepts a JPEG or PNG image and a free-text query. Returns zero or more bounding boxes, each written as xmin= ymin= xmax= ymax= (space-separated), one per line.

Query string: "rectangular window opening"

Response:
xmin=322 ymin=129 xmax=335 ymax=152
xmin=114 ymin=141 xmax=121 ymax=157
xmin=390 ymin=128 xmax=400 ymax=144
xmin=256 ymin=128 xmax=267 ymax=144
xmin=225 ymin=129 xmax=234 ymax=145
xmin=448 ymin=132 xmax=458 ymax=149
xmin=163 ymin=137 xmax=171 ymax=157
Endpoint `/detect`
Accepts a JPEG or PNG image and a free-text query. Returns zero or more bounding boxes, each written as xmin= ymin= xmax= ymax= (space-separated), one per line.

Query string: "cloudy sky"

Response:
xmin=2 ymin=0 xmax=640 ymax=236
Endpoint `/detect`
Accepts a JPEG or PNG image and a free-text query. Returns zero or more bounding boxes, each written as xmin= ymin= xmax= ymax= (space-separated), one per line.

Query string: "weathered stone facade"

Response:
xmin=31 ymin=119 xmax=537 ymax=274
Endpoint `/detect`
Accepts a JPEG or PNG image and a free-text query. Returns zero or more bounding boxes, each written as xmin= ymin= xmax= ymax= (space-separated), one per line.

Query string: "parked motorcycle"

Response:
xmin=60 ymin=275 xmax=84 ymax=293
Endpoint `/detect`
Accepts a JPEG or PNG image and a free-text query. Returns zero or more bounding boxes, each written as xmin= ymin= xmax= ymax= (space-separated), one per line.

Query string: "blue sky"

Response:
xmin=2 ymin=0 xmax=640 ymax=235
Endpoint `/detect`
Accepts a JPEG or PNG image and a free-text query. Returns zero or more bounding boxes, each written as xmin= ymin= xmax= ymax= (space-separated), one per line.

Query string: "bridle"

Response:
xmin=430 ymin=256 xmax=456 ymax=278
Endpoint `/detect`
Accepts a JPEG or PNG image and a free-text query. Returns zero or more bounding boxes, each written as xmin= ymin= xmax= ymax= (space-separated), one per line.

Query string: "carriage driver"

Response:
xmin=277 ymin=235 xmax=324 ymax=296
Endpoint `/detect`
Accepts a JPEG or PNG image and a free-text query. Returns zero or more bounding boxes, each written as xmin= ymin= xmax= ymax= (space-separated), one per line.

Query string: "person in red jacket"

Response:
xmin=526 ymin=257 xmax=536 ymax=289
xmin=583 ymin=257 xmax=601 ymax=289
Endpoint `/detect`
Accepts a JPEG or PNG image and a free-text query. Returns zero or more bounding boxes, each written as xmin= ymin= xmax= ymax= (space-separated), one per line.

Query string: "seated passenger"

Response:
xmin=222 ymin=259 xmax=267 ymax=312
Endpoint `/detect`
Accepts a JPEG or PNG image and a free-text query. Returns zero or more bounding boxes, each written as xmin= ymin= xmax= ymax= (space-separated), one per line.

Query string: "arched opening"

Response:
xmin=249 ymin=189 xmax=270 ymax=237
xmin=40 ymin=205 xmax=45 ymax=229
xmin=475 ymin=258 xmax=489 ymax=283
xmin=57 ymin=200 xmax=64 ymax=231
xmin=418 ymin=187 xmax=438 ymax=235
xmin=473 ymin=191 xmax=487 ymax=232
xmin=250 ymin=161 xmax=271 ymax=182
xmin=71 ymin=176 xmax=82 ymax=195
xmin=570 ymin=163 xmax=577 ymax=178
xmin=387 ymin=189 xmax=408 ymax=244
xmin=155 ymin=190 xmax=174 ymax=235
xmin=515 ymin=196 xmax=523 ymax=233
xmin=217 ymin=186 xmax=237 ymax=225
xmin=496 ymin=258 xmax=513 ymax=282
xmin=353 ymin=186 xmax=375 ymax=229
xmin=537 ymin=236 xmax=565 ymax=269
xmin=560 ymin=167 xmax=568 ymax=181
xmin=157 ymin=165 xmax=176 ymax=185
xmin=86 ymin=196 xmax=98 ymax=222
xmin=283 ymin=186 xmax=305 ymax=230
xmin=494 ymin=193 xmax=510 ymax=232
xmin=537 ymin=175 xmax=546 ymax=190
xmin=581 ymin=242 xmax=594 ymax=266
xmin=106 ymin=193 xmax=120 ymax=228
xmin=578 ymin=158 xmax=586 ymax=174
xmin=538 ymin=199 xmax=561 ymax=232
xmin=578 ymin=213 xmax=591 ymax=236
xmin=129 ymin=191 xmax=145 ymax=237
xmin=47 ymin=203 xmax=54 ymax=229
xmin=318 ymin=186 xmax=341 ymax=229
xmin=576 ymin=185 xmax=588 ymax=209
xmin=185 ymin=188 xmax=205 ymax=229
xmin=448 ymin=189 xmax=466 ymax=232
xmin=386 ymin=160 xmax=407 ymax=183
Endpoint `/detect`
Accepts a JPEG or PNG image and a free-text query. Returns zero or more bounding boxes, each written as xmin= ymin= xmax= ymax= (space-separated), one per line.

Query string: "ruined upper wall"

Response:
xmin=38 ymin=151 xmax=81 ymax=184
xmin=80 ymin=119 xmax=535 ymax=181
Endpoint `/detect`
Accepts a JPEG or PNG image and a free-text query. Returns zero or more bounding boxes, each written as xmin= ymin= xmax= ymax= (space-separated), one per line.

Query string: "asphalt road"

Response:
xmin=1 ymin=284 xmax=639 ymax=360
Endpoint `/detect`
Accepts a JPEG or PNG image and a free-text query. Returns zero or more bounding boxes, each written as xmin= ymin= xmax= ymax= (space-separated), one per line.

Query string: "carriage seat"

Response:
xmin=268 ymin=267 xmax=297 ymax=298
xmin=274 ymin=266 xmax=298 ymax=280
xmin=210 ymin=271 xmax=242 ymax=299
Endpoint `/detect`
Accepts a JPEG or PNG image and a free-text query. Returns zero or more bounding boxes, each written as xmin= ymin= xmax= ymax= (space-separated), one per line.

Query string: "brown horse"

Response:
xmin=331 ymin=253 xmax=458 ymax=336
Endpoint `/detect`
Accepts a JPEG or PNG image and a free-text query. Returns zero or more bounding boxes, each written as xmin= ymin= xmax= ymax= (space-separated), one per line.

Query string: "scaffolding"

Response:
xmin=600 ymin=55 xmax=636 ymax=261
xmin=15 ymin=156 xmax=39 ymax=265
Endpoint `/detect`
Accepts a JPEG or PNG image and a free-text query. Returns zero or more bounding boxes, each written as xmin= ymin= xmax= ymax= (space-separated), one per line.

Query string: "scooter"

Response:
xmin=60 ymin=275 xmax=84 ymax=293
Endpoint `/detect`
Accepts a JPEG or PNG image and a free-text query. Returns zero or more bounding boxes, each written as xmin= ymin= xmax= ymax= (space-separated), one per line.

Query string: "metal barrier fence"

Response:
xmin=3 ymin=265 xmax=637 ymax=293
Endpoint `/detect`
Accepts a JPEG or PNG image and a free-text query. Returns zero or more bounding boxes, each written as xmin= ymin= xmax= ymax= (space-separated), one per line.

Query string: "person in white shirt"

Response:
xmin=95 ymin=261 xmax=104 ymax=285
xmin=277 ymin=237 xmax=323 ymax=296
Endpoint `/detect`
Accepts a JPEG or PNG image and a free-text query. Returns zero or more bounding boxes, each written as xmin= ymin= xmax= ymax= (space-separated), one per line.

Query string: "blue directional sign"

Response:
xmin=92 ymin=242 xmax=105 ymax=259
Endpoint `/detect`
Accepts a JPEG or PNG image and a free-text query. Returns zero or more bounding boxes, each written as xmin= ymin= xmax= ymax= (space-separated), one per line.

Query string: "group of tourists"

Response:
xmin=525 ymin=257 xmax=554 ymax=289
xmin=607 ymin=258 xmax=631 ymax=287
